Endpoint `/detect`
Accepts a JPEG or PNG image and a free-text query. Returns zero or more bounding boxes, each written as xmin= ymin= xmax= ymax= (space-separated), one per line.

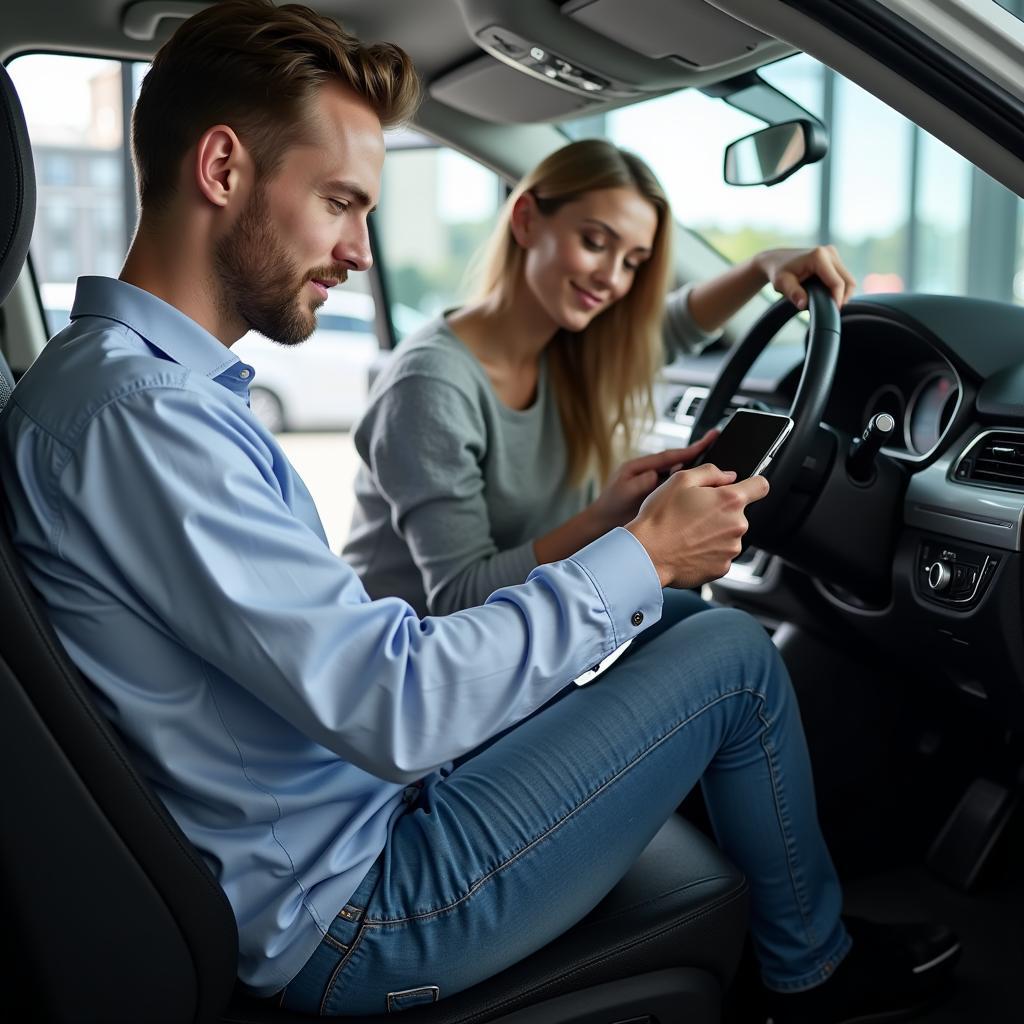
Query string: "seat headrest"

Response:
xmin=0 ymin=62 xmax=36 ymax=307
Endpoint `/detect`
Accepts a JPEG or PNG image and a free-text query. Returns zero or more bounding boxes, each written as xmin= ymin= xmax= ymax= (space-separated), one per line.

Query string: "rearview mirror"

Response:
xmin=723 ymin=119 xmax=827 ymax=187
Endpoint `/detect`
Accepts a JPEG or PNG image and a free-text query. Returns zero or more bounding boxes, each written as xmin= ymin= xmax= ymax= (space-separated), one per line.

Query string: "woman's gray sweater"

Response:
xmin=341 ymin=285 xmax=717 ymax=616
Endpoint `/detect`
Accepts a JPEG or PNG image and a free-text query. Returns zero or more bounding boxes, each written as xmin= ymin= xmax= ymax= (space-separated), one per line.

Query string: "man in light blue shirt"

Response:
xmin=0 ymin=2 xmax=959 ymax=1021
xmin=5 ymin=273 xmax=682 ymax=988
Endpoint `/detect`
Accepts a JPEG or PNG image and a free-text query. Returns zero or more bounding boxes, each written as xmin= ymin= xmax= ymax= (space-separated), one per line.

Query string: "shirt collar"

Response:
xmin=71 ymin=276 xmax=241 ymax=381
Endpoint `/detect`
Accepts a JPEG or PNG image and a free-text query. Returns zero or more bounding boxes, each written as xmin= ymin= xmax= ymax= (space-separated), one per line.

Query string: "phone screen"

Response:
xmin=695 ymin=409 xmax=794 ymax=479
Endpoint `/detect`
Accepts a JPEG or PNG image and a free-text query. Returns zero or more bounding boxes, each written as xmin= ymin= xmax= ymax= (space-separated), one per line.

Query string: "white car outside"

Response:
xmin=233 ymin=289 xmax=381 ymax=433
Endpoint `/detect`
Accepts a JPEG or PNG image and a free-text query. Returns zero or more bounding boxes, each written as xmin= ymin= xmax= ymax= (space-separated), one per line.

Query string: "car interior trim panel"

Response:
xmin=905 ymin=429 xmax=1024 ymax=551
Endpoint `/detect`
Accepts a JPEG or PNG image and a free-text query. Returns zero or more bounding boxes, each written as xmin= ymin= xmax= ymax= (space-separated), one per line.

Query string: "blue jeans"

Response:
xmin=280 ymin=592 xmax=851 ymax=1015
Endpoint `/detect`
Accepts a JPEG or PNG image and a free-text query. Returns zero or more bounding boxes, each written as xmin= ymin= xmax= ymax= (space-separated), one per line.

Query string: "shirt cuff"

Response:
xmin=664 ymin=282 xmax=723 ymax=356
xmin=567 ymin=527 xmax=663 ymax=646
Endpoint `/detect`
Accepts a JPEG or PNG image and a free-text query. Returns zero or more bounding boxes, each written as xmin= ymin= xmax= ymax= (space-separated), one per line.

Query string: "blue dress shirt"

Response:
xmin=0 ymin=277 xmax=663 ymax=994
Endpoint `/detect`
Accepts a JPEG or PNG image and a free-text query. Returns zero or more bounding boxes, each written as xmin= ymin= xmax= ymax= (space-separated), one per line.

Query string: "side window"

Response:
xmin=11 ymin=57 xmax=133 ymax=287
xmin=376 ymin=139 xmax=506 ymax=341
xmin=9 ymin=53 xmax=390 ymax=551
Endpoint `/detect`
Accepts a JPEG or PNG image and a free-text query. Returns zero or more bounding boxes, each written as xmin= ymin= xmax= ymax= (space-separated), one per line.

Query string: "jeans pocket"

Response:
xmin=386 ymin=985 xmax=440 ymax=1013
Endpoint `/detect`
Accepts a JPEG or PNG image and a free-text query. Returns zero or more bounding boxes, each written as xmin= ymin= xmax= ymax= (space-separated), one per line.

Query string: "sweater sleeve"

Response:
xmin=356 ymin=371 xmax=541 ymax=615
xmin=663 ymin=282 xmax=723 ymax=358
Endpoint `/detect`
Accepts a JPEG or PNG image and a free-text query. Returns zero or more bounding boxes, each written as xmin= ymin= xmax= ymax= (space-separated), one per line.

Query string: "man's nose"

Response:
xmin=334 ymin=222 xmax=373 ymax=273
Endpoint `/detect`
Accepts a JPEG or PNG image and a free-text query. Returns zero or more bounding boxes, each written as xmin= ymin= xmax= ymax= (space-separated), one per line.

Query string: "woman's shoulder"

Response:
xmin=358 ymin=317 xmax=491 ymax=440
xmin=379 ymin=317 xmax=487 ymax=393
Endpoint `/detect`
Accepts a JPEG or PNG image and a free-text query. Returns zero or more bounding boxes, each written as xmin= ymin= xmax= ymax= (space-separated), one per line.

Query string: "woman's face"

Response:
xmin=516 ymin=186 xmax=658 ymax=334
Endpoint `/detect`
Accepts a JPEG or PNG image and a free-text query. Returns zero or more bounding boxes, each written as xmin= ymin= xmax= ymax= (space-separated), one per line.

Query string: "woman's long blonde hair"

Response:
xmin=472 ymin=139 xmax=673 ymax=487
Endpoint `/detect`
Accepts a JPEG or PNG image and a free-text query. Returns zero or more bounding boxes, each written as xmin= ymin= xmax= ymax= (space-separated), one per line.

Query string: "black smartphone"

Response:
xmin=694 ymin=409 xmax=794 ymax=479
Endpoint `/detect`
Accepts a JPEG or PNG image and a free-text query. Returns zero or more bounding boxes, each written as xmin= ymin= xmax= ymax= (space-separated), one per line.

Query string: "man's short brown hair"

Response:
xmin=131 ymin=0 xmax=420 ymax=211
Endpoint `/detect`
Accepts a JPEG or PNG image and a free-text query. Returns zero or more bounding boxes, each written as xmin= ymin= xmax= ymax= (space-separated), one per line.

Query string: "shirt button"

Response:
xmin=239 ymin=369 xmax=251 ymax=379
xmin=631 ymin=611 xmax=644 ymax=627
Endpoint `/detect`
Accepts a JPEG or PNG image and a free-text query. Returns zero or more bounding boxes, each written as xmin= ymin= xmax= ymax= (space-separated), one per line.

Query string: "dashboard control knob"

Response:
xmin=927 ymin=561 xmax=952 ymax=592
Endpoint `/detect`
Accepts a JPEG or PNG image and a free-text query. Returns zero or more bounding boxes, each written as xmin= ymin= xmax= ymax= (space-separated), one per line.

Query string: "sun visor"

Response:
xmin=564 ymin=0 xmax=772 ymax=68
xmin=433 ymin=0 xmax=789 ymax=124
xmin=430 ymin=56 xmax=603 ymax=123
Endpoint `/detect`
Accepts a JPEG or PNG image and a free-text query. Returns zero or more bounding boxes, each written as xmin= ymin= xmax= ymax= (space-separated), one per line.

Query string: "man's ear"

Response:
xmin=509 ymin=191 xmax=539 ymax=249
xmin=194 ymin=125 xmax=249 ymax=209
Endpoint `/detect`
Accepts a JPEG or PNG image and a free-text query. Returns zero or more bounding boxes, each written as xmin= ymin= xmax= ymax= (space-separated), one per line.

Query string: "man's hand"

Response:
xmin=625 ymin=464 xmax=770 ymax=589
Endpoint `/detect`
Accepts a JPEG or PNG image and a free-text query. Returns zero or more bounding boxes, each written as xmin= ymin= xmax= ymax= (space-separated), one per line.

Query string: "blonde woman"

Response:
xmin=343 ymin=139 xmax=855 ymax=618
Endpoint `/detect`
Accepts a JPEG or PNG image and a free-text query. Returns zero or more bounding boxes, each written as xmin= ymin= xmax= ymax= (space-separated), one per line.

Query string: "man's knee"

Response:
xmin=700 ymin=606 xmax=771 ymax=649
xmin=698 ymin=607 xmax=793 ymax=705
xmin=677 ymin=606 xmax=782 ymax=689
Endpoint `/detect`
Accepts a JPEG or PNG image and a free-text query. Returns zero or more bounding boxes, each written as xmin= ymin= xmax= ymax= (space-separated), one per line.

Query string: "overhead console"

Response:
xmin=433 ymin=0 xmax=793 ymax=122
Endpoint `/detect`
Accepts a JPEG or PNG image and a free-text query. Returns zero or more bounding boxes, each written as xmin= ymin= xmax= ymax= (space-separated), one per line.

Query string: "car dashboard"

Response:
xmin=826 ymin=318 xmax=962 ymax=462
xmin=649 ymin=292 xmax=1024 ymax=727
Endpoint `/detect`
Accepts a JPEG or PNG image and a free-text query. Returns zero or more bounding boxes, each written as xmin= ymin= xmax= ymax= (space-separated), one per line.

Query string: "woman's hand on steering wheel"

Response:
xmin=753 ymin=245 xmax=856 ymax=312
xmin=587 ymin=430 xmax=720 ymax=533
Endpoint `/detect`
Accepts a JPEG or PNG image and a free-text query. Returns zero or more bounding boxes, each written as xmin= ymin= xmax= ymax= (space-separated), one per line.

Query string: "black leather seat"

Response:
xmin=0 ymin=59 xmax=748 ymax=1024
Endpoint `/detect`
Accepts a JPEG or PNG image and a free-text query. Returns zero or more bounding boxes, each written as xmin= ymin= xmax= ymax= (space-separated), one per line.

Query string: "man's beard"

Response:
xmin=214 ymin=185 xmax=338 ymax=347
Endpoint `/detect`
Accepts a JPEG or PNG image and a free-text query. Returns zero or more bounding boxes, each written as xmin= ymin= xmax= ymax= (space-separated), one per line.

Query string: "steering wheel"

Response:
xmin=689 ymin=277 xmax=841 ymax=547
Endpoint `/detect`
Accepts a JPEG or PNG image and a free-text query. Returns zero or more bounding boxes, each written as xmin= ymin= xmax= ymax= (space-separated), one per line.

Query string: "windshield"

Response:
xmin=564 ymin=51 xmax=1019 ymax=303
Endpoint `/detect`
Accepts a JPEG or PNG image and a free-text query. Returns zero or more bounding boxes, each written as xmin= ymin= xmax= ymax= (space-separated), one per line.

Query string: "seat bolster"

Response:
xmin=0 ymin=522 xmax=239 ymax=1022
xmin=463 ymin=814 xmax=749 ymax=1013
xmin=227 ymin=814 xmax=748 ymax=1024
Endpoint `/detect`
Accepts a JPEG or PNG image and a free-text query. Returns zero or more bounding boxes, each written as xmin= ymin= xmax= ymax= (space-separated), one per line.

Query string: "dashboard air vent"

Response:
xmin=955 ymin=432 xmax=1024 ymax=490
xmin=665 ymin=386 xmax=708 ymax=424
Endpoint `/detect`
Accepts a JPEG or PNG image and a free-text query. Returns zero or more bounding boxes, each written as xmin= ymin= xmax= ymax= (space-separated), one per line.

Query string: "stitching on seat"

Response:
xmin=442 ymin=882 xmax=749 ymax=1024
xmin=575 ymin=873 xmax=736 ymax=927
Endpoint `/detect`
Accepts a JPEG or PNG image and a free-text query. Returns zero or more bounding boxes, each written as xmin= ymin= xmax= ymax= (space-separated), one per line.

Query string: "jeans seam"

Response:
xmin=320 ymin=922 xmax=368 ymax=1016
xmin=755 ymin=700 xmax=818 ymax=945
xmin=364 ymin=684 xmax=766 ymax=927
xmin=763 ymin=930 xmax=853 ymax=991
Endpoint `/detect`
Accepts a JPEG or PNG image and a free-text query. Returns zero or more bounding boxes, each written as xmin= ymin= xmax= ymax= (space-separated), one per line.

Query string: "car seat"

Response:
xmin=0 ymin=61 xmax=748 ymax=1024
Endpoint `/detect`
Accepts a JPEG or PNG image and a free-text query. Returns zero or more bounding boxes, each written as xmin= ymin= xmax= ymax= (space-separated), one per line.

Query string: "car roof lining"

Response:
xmin=429 ymin=0 xmax=794 ymax=123
xmin=2 ymin=1 xmax=1023 ymax=201
xmin=1 ymin=1 xmax=794 ymax=122
xmin=0 ymin=0 xmax=794 ymax=186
